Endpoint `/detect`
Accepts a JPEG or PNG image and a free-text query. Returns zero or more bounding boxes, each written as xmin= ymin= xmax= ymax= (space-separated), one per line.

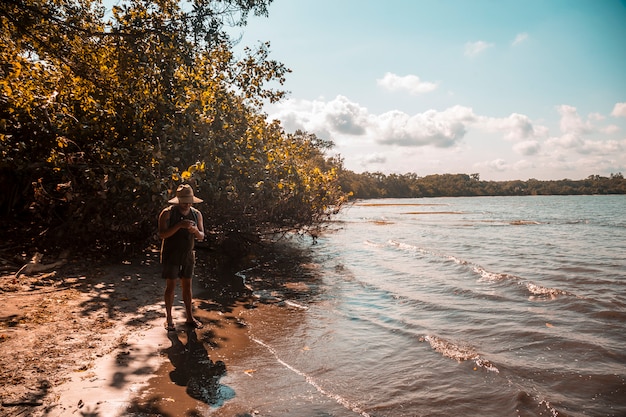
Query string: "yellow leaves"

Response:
xmin=12 ymin=61 xmax=22 ymax=78
xmin=1 ymin=61 xmax=22 ymax=81
xmin=181 ymin=162 xmax=206 ymax=181
xmin=0 ymin=80 xmax=12 ymax=96
xmin=170 ymin=161 xmax=206 ymax=182
xmin=188 ymin=162 xmax=205 ymax=173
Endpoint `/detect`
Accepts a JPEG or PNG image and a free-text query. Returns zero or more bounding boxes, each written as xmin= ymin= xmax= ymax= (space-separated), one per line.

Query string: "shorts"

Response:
xmin=162 ymin=261 xmax=195 ymax=280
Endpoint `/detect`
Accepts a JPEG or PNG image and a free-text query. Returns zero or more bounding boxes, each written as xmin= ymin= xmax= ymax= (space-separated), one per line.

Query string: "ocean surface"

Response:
xmin=216 ymin=195 xmax=626 ymax=417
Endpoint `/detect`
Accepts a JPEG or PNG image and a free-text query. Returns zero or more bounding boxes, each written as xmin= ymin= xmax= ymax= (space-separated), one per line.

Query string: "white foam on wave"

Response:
xmin=283 ymin=300 xmax=309 ymax=310
xmin=421 ymin=335 xmax=499 ymax=373
xmin=252 ymin=337 xmax=372 ymax=417
xmin=388 ymin=239 xmax=470 ymax=267
xmin=526 ymin=282 xmax=572 ymax=299
xmin=364 ymin=239 xmax=384 ymax=248
xmin=387 ymin=240 xmax=575 ymax=299
xmin=471 ymin=265 xmax=519 ymax=283
xmin=388 ymin=240 xmax=518 ymax=283
xmin=538 ymin=399 xmax=560 ymax=417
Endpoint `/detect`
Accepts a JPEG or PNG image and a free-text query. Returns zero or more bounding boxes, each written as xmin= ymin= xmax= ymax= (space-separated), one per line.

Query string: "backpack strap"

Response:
xmin=168 ymin=205 xmax=178 ymax=228
xmin=190 ymin=207 xmax=199 ymax=224
xmin=169 ymin=205 xmax=198 ymax=226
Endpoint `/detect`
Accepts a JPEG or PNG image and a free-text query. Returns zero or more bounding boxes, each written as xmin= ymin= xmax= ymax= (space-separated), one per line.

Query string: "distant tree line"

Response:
xmin=338 ymin=171 xmax=626 ymax=199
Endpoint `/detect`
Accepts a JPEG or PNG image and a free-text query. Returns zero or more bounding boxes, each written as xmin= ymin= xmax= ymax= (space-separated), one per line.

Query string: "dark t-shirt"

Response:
xmin=160 ymin=205 xmax=199 ymax=265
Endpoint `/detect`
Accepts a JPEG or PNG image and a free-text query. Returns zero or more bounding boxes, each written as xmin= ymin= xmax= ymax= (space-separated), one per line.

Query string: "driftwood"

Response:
xmin=1 ymin=401 xmax=44 ymax=407
xmin=14 ymin=250 xmax=70 ymax=279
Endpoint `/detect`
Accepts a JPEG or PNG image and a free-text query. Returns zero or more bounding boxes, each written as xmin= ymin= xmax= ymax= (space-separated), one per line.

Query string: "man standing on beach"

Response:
xmin=158 ymin=184 xmax=205 ymax=331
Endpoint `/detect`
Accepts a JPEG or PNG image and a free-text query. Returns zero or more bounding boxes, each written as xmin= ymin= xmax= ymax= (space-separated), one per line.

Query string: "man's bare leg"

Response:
xmin=181 ymin=277 xmax=201 ymax=328
xmin=164 ymin=278 xmax=177 ymax=329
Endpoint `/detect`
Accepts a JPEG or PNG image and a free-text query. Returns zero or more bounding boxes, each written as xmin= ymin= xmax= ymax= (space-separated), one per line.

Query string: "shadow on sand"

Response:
xmin=166 ymin=327 xmax=231 ymax=405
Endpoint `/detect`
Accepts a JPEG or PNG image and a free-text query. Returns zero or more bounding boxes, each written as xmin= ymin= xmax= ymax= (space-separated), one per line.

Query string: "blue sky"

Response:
xmin=231 ymin=0 xmax=626 ymax=180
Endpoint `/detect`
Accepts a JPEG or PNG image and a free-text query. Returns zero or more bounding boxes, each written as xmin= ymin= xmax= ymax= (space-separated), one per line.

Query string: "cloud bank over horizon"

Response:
xmin=268 ymin=82 xmax=626 ymax=180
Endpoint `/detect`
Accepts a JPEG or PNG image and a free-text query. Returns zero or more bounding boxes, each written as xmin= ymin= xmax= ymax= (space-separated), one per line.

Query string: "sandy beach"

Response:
xmin=0 ymin=248 xmax=267 ymax=417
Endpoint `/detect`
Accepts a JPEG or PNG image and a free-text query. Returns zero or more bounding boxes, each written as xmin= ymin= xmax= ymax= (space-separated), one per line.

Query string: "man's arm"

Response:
xmin=158 ymin=208 xmax=183 ymax=239
xmin=191 ymin=210 xmax=205 ymax=241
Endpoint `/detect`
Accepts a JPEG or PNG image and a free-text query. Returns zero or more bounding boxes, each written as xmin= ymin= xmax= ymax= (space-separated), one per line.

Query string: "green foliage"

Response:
xmin=339 ymin=172 xmax=626 ymax=199
xmin=0 ymin=0 xmax=347 ymax=251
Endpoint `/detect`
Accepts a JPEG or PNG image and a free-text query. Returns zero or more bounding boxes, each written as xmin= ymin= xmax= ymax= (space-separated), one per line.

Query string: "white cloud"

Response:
xmin=545 ymin=133 xmax=625 ymax=156
xmin=546 ymin=132 xmax=584 ymax=149
xmin=324 ymin=95 xmax=370 ymax=135
xmin=271 ymin=97 xmax=477 ymax=148
xmin=589 ymin=112 xmax=605 ymax=121
xmin=270 ymin=95 xmax=370 ymax=137
xmin=541 ymin=104 xmax=626 ymax=158
xmin=464 ymin=40 xmax=494 ymax=57
xmin=513 ymin=159 xmax=535 ymax=171
xmin=375 ymin=105 xmax=475 ymax=148
xmin=272 ymin=95 xmax=549 ymax=151
xmin=481 ymin=158 xmax=508 ymax=172
xmin=512 ymin=32 xmax=529 ymax=46
xmin=558 ymin=105 xmax=593 ymax=135
xmin=602 ymin=125 xmax=620 ymax=134
xmin=611 ymin=102 xmax=626 ymax=118
xmin=359 ymin=153 xmax=387 ymax=166
xmin=476 ymin=113 xmax=545 ymax=141
xmin=578 ymin=139 xmax=624 ymax=155
xmin=514 ymin=140 xmax=541 ymax=156
xmin=377 ymin=72 xmax=438 ymax=95
xmin=270 ymin=94 xmax=626 ymax=180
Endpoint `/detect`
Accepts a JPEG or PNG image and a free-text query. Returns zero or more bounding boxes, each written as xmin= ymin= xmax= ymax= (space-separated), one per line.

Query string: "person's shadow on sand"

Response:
xmin=166 ymin=328 xmax=231 ymax=405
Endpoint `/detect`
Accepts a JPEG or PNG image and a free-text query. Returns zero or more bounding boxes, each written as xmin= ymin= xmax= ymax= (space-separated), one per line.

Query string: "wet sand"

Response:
xmin=128 ymin=297 xmax=261 ymax=416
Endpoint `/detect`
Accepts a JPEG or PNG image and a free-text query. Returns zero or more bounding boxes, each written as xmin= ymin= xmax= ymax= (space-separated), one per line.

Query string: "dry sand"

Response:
xmin=0 ymin=249 xmax=266 ymax=417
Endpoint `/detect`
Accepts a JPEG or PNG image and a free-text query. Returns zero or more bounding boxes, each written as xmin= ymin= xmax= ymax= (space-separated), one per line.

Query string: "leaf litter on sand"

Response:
xmin=0 ymin=258 xmax=164 ymax=416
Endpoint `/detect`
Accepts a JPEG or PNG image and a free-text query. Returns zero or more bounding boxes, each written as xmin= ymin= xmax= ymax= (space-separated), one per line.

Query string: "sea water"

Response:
xmin=217 ymin=195 xmax=626 ymax=417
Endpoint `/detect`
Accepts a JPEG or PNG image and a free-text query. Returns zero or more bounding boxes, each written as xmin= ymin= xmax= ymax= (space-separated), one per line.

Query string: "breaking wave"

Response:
xmin=387 ymin=240 xmax=576 ymax=299
xmin=420 ymin=335 xmax=499 ymax=373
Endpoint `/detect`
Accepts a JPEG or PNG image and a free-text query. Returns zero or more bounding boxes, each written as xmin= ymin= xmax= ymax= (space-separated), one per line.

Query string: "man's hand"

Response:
xmin=180 ymin=219 xmax=196 ymax=230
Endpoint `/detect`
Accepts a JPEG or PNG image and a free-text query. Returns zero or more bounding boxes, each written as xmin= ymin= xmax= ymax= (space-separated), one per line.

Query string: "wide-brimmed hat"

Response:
xmin=168 ymin=184 xmax=203 ymax=204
